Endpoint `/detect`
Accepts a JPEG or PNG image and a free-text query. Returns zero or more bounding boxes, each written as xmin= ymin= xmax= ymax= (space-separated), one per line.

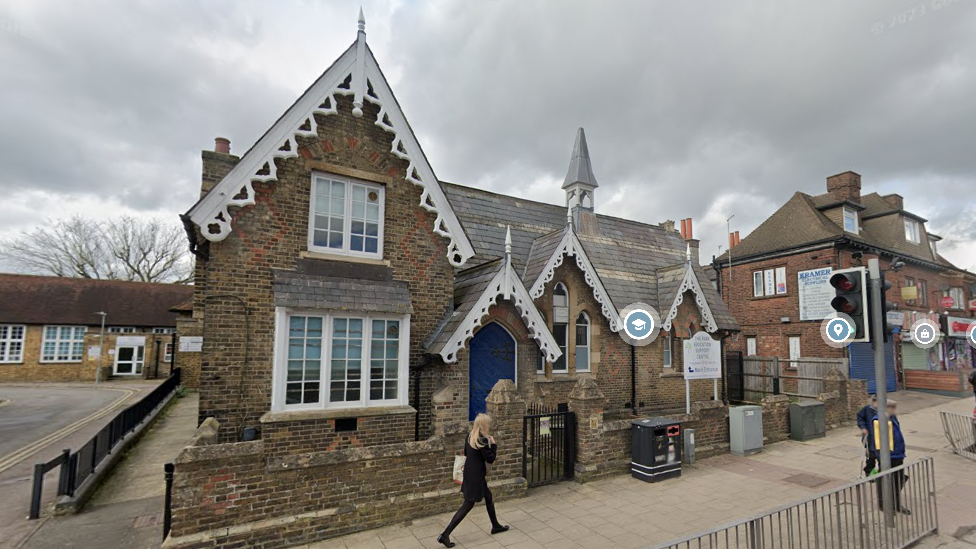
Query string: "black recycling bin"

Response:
xmin=631 ymin=417 xmax=682 ymax=482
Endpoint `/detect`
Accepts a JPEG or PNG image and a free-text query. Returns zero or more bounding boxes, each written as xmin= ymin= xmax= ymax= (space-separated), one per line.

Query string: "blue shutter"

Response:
xmin=848 ymin=342 xmax=897 ymax=393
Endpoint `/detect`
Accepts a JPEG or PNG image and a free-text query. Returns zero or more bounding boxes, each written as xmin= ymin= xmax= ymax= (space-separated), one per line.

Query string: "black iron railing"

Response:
xmin=523 ymin=404 xmax=576 ymax=487
xmin=29 ymin=368 xmax=181 ymax=519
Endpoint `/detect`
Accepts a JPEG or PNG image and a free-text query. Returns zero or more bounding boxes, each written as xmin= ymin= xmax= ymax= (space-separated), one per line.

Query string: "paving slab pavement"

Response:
xmin=304 ymin=393 xmax=975 ymax=549
xmin=17 ymin=392 xmax=199 ymax=549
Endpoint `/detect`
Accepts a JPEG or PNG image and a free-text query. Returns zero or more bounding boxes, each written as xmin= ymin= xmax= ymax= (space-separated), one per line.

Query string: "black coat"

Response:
xmin=461 ymin=437 xmax=497 ymax=502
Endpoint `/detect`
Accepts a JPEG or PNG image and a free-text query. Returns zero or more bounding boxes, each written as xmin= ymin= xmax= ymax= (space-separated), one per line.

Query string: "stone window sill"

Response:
xmin=300 ymin=250 xmax=391 ymax=266
xmin=660 ymin=371 xmax=685 ymax=379
xmin=260 ymin=404 xmax=416 ymax=424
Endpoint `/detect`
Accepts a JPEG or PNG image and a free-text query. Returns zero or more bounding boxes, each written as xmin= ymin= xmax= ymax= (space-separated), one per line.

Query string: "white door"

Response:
xmin=788 ymin=337 xmax=801 ymax=368
xmin=114 ymin=346 xmax=145 ymax=375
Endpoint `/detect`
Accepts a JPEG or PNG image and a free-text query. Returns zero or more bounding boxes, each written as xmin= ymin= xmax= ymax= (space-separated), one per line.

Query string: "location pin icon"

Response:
xmin=832 ymin=323 xmax=844 ymax=337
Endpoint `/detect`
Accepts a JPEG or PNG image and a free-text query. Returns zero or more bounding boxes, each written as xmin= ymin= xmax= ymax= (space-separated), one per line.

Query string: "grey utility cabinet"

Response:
xmin=790 ymin=401 xmax=826 ymax=441
xmin=729 ymin=405 xmax=763 ymax=456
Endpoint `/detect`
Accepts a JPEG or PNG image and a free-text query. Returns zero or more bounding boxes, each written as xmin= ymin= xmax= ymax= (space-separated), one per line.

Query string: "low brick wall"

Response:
xmin=164 ymin=381 xmax=528 ymax=549
xmin=762 ymin=395 xmax=792 ymax=443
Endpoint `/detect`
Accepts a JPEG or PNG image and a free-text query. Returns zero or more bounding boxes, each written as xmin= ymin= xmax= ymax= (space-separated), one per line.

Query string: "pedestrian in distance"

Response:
xmin=856 ymin=395 xmax=878 ymax=477
xmin=867 ymin=400 xmax=910 ymax=515
xmin=437 ymin=413 xmax=509 ymax=548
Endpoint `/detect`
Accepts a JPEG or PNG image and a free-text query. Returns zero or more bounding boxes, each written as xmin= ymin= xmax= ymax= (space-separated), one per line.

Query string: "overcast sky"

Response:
xmin=1 ymin=0 xmax=975 ymax=273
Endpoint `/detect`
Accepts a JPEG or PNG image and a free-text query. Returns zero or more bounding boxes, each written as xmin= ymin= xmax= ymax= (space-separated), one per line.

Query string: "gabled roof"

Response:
xmin=0 ymin=274 xmax=193 ymax=327
xmin=562 ymin=128 xmax=599 ymax=190
xmin=425 ymin=230 xmax=561 ymax=364
xmin=441 ymin=183 xmax=738 ymax=333
xmin=184 ymin=15 xmax=474 ymax=267
xmin=717 ymin=188 xmax=970 ymax=275
xmin=658 ymin=263 xmax=738 ymax=332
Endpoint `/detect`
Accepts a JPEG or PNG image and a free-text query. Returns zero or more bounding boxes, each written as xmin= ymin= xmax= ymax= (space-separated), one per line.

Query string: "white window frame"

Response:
xmin=308 ymin=174 xmax=385 ymax=259
xmin=271 ymin=308 xmax=409 ymax=412
xmin=153 ymin=327 xmax=176 ymax=334
xmin=108 ymin=327 xmax=136 ymax=334
xmin=904 ymin=217 xmax=920 ymax=244
xmin=843 ymin=207 xmax=858 ymax=233
xmin=948 ymin=288 xmax=965 ymax=310
xmin=41 ymin=325 xmax=87 ymax=363
xmin=575 ymin=312 xmax=590 ymax=373
xmin=0 ymin=324 xmax=26 ymax=363
xmin=746 ymin=337 xmax=757 ymax=357
xmin=775 ymin=267 xmax=787 ymax=295
xmin=663 ymin=330 xmax=673 ymax=367
xmin=163 ymin=342 xmax=174 ymax=362
xmin=551 ymin=283 xmax=569 ymax=373
xmin=752 ymin=272 xmax=764 ymax=297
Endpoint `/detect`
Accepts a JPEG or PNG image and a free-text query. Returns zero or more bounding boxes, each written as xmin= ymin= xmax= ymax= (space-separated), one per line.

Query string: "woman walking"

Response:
xmin=437 ymin=413 xmax=509 ymax=547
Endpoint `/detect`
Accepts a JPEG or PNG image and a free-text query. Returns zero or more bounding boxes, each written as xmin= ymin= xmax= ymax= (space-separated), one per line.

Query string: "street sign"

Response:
xmin=969 ymin=298 xmax=976 ymax=311
xmin=798 ymin=267 xmax=833 ymax=321
xmin=179 ymin=336 xmax=203 ymax=352
xmin=941 ymin=296 xmax=955 ymax=309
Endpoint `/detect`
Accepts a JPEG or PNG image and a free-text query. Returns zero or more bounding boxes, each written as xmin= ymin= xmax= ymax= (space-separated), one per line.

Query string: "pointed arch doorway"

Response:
xmin=468 ymin=322 xmax=516 ymax=421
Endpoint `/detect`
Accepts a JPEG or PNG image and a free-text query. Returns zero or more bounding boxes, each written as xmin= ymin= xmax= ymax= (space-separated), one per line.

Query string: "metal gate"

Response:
xmin=523 ymin=405 xmax=576 ymax=487
xmin=726 ymin=351 xmax=745 ymax=403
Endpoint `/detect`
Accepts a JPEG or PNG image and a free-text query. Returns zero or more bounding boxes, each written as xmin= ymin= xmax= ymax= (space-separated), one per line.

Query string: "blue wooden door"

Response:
xmin=469 ymin=323 xmax=516 ymax=420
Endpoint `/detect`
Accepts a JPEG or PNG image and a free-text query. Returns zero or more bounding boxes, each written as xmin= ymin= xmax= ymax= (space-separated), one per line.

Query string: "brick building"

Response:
xmin=713 ymin=171 xmax=976 ymax=395
xmin=0 ymin=274 xmax=191 ymax=382
xmin=167 ymin=15 xmax=741 ymax=547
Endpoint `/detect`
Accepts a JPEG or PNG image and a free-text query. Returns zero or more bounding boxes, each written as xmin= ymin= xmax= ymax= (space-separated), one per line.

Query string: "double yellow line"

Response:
xmin=0 ymin=388 xmax=137 ymax=475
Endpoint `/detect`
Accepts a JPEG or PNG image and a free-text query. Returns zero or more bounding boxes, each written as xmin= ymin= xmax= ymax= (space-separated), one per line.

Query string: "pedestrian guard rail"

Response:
xmin=940 ymin=410 xmax=976 ymax=462
xmin=647 ymin=457 xmax=937 ymax=549
xmin=28 ymin=368 xmax=181 ymax=519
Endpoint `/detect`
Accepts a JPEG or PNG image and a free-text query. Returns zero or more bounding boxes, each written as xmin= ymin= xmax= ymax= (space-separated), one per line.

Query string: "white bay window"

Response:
xmin=0 ymin=324 xmax=26 ymax=363
xmin=273 ymin=310 xmax=409 ymax=411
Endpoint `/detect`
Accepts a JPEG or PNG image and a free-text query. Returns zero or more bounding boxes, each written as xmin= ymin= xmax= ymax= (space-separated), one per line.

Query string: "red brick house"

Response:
xmin=713 ymin=171 xmax=976 ymax=395
xmin=0 ymin=274 xmax=191 ymax=382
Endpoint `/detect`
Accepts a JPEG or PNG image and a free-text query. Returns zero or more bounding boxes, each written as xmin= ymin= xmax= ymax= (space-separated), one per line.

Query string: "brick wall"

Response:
xmin=196 ymin=93 xmax=455 ymax=442
xmin=261 ymin=412 xmax=414 ymax=458
xmin=165 ymin=381 xmax=527 ymax=549
xmin=174 ymin=313 xmax=203 ymax=389
xmin=0 ymin=325 xmax=172 ymax=382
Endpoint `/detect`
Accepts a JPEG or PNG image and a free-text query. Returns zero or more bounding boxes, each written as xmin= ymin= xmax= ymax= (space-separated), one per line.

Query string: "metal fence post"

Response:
xmin=56 ymin=448 xmax=70 ymax=496
xmin=29 ymin=463 xmax=45 ymax=520
xmin=163 ymin=462 xmax=175 ymax=541
xmin=772 ymin=357 xmax=781 ymax=396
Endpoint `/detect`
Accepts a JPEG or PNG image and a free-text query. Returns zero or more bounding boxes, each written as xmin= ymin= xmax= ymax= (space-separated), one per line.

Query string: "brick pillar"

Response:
xmin=568 ymin=378 xmax=605 ymax=482
xmin=431 ymin=384 xmax=466 ymax=438
xmin=761 ymin=394 xmax=791 ymax=443
xmin=485 ymin=379 xmax=526 ymax=481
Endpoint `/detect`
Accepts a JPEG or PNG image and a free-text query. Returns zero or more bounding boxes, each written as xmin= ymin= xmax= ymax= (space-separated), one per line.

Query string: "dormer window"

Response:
xmin=843 ymin=207 xmax=858 ymax=233
xmin=903 ymin=218 xmax=920 ymax=244
xmin=309 ymin=174 xmax=385 ymax=258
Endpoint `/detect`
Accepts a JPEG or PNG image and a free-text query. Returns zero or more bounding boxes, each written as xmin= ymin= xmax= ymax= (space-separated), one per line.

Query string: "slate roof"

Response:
xmin=441 ymin=183 xmax=739 ymax=332
xmin=272 ymin=270 xmax=413 ymax=315
xmin=716 ymin=190 xmax=971 ymax=275
xmin=425 ymin=260 xmax=503 ymax=354
xmin=0 ymin=274 xmax=192 ymax=327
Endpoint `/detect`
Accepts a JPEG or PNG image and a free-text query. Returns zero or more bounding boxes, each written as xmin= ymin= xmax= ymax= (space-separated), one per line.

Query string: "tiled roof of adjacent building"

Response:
xmin=0 ymin=273 xmax=193 ymax=327
xmin=716 ymin=190 xmax=972 ymax=275
xmin=442 ymin=183 xmax=739 ymax=332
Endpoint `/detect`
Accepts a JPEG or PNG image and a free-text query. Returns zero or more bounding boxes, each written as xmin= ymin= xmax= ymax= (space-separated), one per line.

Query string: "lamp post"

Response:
xmin=727 ymin=214 xmax=735 ymax=282
xmin=94 ymin=312 xmax=106 ymax=384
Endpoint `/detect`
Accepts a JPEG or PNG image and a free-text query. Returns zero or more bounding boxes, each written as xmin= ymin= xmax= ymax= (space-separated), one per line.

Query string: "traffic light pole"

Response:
xmin=868 ymin=258 xmax=894 ymax=525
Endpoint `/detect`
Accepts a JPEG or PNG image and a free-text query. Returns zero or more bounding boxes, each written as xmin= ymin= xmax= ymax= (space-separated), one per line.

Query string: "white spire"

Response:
xmin=504 ymin=225 xmax=512 ymax=258
xmin=567 ymin=202 xmax=574 ymax=229
xmin=686 ymin=243 xmax=691 ymax=263
xmin=352 ymin=8 xmax=367 ymax=118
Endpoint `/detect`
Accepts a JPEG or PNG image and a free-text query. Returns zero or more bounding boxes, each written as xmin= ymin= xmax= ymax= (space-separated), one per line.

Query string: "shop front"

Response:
xmin=902 ymin=314 xmax=975 ymax=396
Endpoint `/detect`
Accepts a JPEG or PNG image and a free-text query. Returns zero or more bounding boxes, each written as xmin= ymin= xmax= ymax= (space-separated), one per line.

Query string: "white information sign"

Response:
xmin=116 ymin=335 xmax=146 ymax=346
xmin=88 ymin=345 xmax=101 ymax=359
xmin=179 ymin=336 xmax=203 ymax=353
xmin=683 ymin=332 xmax=721 ymax=380
xmin=798 ymin=267 xmax=834 ymax=321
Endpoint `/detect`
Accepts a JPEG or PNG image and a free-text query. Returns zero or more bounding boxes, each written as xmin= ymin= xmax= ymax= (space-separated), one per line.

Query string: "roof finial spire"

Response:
xmin=504 ymin=226 xmax=512 ymax=260
xmin=567 ymin=202 xmax=574 ymax=229
xmin=358 ymin=7 xmax=366 ymax=33
xmin=352 ymin=7 xmax=367 ymax=118
xmin=686 ymin=243 xmax=692 ymax=264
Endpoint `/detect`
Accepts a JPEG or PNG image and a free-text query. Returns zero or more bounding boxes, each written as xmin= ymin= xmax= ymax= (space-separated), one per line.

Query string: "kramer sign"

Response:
xmin=798 ymin=267 xmax=834 ymax=321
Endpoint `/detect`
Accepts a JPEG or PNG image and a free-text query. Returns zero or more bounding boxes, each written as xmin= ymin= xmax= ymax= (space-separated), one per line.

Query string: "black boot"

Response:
xmin=436 ymin=533 xmax=456 ymax=548
xmin=491 ymin=525 xmax=510 ymax=535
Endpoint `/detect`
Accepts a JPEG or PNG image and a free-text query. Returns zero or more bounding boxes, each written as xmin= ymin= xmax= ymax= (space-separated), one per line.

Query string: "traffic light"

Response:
xmin=830 ymin=267 xmax=870 ymax=342
xmin=880 ymin=272 xmax=896 ymax=343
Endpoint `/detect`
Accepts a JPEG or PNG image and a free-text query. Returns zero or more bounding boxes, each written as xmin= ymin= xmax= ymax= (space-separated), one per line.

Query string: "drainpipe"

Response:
xmin=414 ymin=354 xmax=434 ymax=441
xmin=720 ymin=331 xmax=731 ymax=404
xmin=631 ymin=345 xmax=637 ymax=416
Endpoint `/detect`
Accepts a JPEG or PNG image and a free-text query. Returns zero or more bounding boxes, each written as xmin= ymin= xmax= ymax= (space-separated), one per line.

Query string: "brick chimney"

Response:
xmin=659 ymin=220 xmax=676 ymax=233
xmin=826 ymin=171 xmax=861 ymax=203
xmin=883 ymin=194 xmax=904 ymax=210
xmin=679 ymin=218 xmax=694 ymax=240
xmin=728 ymin=231 xmax=740 ymax=249
xmin=201 ymin=137 xmax=240 ymax=196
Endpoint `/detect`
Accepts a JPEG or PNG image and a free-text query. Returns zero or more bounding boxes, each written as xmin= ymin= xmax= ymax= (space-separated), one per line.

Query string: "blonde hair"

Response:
xmin=468 ymin=414 xmax=492 ymax=449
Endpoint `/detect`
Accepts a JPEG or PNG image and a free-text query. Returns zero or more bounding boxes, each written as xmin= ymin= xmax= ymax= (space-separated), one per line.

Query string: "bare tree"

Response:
xmin=1 ymin=215 xmax=192 ymax=283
